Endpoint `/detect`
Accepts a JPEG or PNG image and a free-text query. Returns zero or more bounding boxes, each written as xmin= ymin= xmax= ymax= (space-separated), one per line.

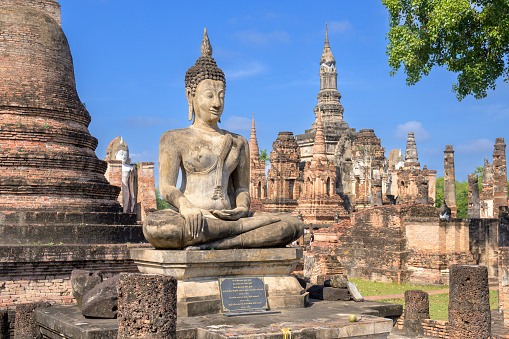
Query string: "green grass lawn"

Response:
xmin=349 ymin=278 xmax=498 ymax=321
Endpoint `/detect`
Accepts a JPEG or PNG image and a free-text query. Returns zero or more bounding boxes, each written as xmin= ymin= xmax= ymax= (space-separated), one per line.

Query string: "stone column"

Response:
xmin=499 ymin=246 xmax=509 ymax=328
xmin=448 ymin=265 xmax=491 ymax=338
xmin=468 ymin=173 xmax=481 ymax=218
xmin=403 ymin=290 xmax=430 ymax=335
xmin=493 ymin=138 xmax=508 ymax=218
xmin=117 ymin=273 xmax=177 ymax=339
xmin=14 ymin=301 xmax=50 ymax=339
xmin=444 ymin=145 xmax=457 ymax=217
xmin=0 ymin=310 xmax=8 ymax=339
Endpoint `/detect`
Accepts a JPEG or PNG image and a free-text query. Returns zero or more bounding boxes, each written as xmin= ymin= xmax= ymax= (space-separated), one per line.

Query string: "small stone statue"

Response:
xmin=115 ymin=138 xmax=135 ymax=214
xmin=143 ymin=29 xmax=303 ymax=250
xmin=438 ymin=201 xmax=451 ymax=220
xmin=334 ymin=212 xmax=339 ymax=223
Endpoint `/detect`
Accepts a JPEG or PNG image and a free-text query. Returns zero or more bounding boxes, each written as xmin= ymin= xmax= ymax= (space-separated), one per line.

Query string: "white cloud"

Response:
xmin=394 ymin=121 xmax=430 ymax=142
xmin=130 ymin=150 xmax=157 ymax=162
xmin=123 ymin=116 xmax=176 ymax=127
xmin=456 ymin=138 xmax=494 ymax=154
xmin=225 ymin=61 xmax=267 ymax=80
xmin=327 ymin=20 xmax=353 ymax=34
xmin=233 ymin=29 xmax=290 ymax=45
xmin=222 ymin=115 xmax=251 ymax=131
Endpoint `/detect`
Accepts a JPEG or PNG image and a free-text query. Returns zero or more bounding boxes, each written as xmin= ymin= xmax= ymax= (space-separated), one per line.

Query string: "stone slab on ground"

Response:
xmin=35 ymin=300 xmax=401 ymax=339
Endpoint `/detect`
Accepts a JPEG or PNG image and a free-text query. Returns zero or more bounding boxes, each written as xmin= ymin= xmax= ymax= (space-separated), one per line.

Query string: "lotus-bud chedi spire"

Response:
xmin=320 ymin=23 xmax=335 ymax=66
xmin=405 ymin=132 xmax=419 ymax=165
xmin=250 ymin=112 xmax=260 ymax=160
xmin=312 ymin=110 xmax=327 ymax=161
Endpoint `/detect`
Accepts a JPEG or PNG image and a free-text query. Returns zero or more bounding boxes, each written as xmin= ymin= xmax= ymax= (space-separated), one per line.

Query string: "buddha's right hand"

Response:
xmin=180 ymin=206 xmax=203 ymax=239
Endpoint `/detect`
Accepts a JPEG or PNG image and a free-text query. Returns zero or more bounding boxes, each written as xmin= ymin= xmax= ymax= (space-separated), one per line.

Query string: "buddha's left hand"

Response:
xmin=210 ymin=207 xmax=248 ymax=221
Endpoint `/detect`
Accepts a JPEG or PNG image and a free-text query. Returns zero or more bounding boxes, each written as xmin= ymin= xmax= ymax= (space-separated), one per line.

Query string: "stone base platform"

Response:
xmin=130 ymin=247 xmax=308 ymax=317
xmin=35 ymin=300 xmax=401 ymax=338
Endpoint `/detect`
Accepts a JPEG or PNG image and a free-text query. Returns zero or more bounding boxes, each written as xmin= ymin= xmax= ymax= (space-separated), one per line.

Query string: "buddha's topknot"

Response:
xmin=185 ymin=28 xmax=226 ymax=96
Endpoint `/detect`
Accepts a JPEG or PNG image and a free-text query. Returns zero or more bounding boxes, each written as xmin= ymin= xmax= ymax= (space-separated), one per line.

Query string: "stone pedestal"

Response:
xmin=130 ymin=247 xmax=308 ymax=317
xmin=403 ymin=290 xmax=429 ymax=335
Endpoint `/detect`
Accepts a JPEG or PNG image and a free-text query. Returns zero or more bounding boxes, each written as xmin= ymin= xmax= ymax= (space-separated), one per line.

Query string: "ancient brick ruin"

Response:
xmin=0 ymin=0 xmax=147 ymax=317
xmin=253 ymin=26 xmax=437 ymax=221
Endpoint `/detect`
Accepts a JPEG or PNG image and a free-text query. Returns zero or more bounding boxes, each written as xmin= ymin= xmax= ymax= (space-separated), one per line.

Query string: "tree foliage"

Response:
xmin=382 ymin=0 xmax=509 ymax=100
xmin=260 ymin=149 xmax=269 ymax=166
xmin=434 ymin=177 xmax=468 ymax=217
xmin=156 ymin=186 xmax=172 ymax=210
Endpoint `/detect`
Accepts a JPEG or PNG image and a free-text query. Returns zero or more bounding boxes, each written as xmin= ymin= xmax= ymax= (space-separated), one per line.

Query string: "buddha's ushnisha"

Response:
xmin=143 ymin=29 xmax=303 ymax=249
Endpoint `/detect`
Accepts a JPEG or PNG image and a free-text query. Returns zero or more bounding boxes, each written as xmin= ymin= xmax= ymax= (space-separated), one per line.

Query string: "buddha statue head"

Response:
xmin=185 ymin=28 xmax=226 ymax=123
xmin=105 ymin=136 xmax=130 ymax=164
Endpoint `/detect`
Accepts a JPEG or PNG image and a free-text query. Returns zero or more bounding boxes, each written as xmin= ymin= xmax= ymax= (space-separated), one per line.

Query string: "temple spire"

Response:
xmin=405 ymin=132 xmax=419 ymax=166
xmin=312 ymin=110 xmax=327 ymax=160
xmin=250 ymin=112 xmax=260 ymax=160
xmin=320 ymin=23 xmax=335 ymax=65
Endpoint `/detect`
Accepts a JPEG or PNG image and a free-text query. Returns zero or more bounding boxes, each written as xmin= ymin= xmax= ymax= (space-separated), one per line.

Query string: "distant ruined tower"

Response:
xmin=249 ymin=114 xmax=267 ymax=200
xmin=444 ymin=145 xmax=457 ymax=217
xmin=0 ymin=0 xmax=123 ymax=216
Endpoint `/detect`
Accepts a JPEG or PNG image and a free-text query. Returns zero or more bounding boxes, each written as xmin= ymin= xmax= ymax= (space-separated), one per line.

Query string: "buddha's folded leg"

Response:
xmin=190 ymin=216 xmax=304 ymax=250
xmin=143 ymin=209 xmax=284 ymax=249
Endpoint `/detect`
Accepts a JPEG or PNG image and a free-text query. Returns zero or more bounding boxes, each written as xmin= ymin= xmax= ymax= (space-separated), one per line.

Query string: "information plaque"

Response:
xmin=218 ymin=276 xmax=279 ymax=316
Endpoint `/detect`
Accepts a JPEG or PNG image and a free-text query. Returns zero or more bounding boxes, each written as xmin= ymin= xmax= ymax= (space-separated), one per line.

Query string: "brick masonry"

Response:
xmin=493 ymin=138 xmax=508 ymax=218
xmin=0 ymin=0 xmax=122 ymax=213
xmin=444 ymin=145 xmax=457 ymax=217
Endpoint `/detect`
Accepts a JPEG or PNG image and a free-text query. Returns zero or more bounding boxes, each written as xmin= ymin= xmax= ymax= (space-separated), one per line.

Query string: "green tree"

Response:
xmin=382 ymin=0 xmax=509 ymax=100
xmin=434 ymin=177 xmax=468 ymax=217
xmin=260 ymin=149 xmax=269 ymax=166
xmin=155 ymin=186 xmax=172 ymax=210
xmin=435 ymin=176 xmax=444 ymax=208
xmin=455 ymin=180 xmax=468 ymax=218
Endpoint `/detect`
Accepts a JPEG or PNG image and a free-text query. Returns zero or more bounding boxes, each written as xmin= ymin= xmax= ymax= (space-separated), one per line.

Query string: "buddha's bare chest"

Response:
xmin=182 ymin=137 xmax=240 ymax=174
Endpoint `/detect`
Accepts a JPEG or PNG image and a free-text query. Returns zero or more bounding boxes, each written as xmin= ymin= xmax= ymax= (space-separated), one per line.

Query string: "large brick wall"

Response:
xmin=0 ymin=244 xmax=150 ymax=309
xmin=306 ymin=205 xmax=501 ymax=285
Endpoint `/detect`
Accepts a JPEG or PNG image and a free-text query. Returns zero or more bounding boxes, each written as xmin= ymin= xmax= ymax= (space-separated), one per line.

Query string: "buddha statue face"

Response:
xmin=187 ymin=79 xmax=225 ymax=125
xmin=115 ymin=149 xmax=128 ymax=164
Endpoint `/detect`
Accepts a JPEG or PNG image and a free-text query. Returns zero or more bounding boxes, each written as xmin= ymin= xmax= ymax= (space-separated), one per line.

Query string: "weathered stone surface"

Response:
xmin=131 ymin=247 xmax=302 ymax=279
xmin=444 ymin=145 xmax=457 ymax=217
xmin=403 ymin=290 xmax=429 ymax=335
xmin=449 ymin=265 xmax=491 ymax=339
xmin=14 ymin=301 xmax=50 ymax=339
xmin=117 ymin=273 xmax=177 ymax=338
xmin=307 ymin=285 xmax=348 ymax=301
xmin=143 ymin=29 xmax=303 ymax=250
xmin=347 ymin=281 xmax=364 ymax=302
xmin=492 ymin=138 xmax=508 ymax=218
xmin=0 ymin=310 xmax=8 ymax=339
xmin=81 ymin=275 xmax=119 ymax=319
xmin=468 ymin=173 xmax=481 ymax=218
xmin=71 ymin=269 xmax=103 ymax=309
xmin=330 ymin=274 xmax=348 ymax=289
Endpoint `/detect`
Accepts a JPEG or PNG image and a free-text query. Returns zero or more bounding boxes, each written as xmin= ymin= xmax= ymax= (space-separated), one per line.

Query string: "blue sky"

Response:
xmin=59 ymin=0 xmax=509 ymax=186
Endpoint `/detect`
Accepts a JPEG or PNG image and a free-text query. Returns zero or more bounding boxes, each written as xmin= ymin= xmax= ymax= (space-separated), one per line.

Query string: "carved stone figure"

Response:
xmin=143 ymin=29 xmax=303 ymax=250
xmin=115 ymin=138 xmax=135 ymax=214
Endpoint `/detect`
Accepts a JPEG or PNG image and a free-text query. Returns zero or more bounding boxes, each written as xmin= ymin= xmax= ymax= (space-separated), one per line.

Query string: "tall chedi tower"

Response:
xmin=296 ymin=25 xmax=356 ymax=163
xmin=249 ymin=114 xmax=267 ymax=201
xmin=296 ymin=24 xmax=357 ymax=202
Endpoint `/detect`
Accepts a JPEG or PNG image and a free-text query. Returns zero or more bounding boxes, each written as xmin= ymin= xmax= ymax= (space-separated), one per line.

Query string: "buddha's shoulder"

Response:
xmin=159 ymin=128 xmax=193 ymax=145
xmin=222 ymin=130 xmax=248 ymax=145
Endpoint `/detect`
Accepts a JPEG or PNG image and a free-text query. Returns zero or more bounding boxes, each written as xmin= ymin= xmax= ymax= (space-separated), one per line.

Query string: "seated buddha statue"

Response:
xmin=143 ymin=29 xmax=303 ymax=250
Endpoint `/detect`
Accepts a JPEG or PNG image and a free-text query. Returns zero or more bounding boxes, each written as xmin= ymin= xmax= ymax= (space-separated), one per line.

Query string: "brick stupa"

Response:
xmin=0 ymin=0 xmax=125 ymax=219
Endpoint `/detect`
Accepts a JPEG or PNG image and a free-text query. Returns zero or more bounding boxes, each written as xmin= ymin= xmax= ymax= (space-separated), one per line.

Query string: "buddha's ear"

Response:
xmin=185 ymin=87 xmax=193 ymax=121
